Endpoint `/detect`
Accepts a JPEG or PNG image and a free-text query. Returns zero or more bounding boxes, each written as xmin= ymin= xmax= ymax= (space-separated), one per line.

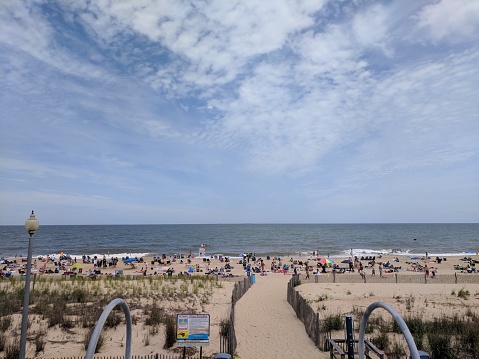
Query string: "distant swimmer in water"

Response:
xmin=413 ymin=238 xmax=417 ymax=241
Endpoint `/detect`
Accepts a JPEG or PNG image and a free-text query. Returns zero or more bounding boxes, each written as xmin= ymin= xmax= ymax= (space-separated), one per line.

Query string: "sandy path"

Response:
xmin=235 ymin=273 xmax=329 ymax=359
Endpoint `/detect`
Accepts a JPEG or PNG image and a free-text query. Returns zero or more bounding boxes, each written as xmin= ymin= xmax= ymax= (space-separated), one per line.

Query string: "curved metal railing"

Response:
xmin=358 ymin=301 xmax=420 ymax=359
xmin=85 ymin=298 xmax=132 ymax=359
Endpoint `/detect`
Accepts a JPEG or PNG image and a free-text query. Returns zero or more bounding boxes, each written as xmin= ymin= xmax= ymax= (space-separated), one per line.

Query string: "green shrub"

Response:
xmin=84 ymin=328 xmax=104 ymax=353
xmin=389 ymin=340 xmax=406 ymax=358
xmin=372 ymin=331 xmax=389 ymax=350
xmin=163 ymin=315 xmax=176 ymax=349
xmin=322 ymin=313 xmax=343 ymax=332
xmin=35 ymin=332 xmax=46 ymax=354
xmin=220 ymin=318 xmax=230 ymax=337
xmin=4 ymin=338 xmax=20 ymax=359
xmin=105 ymin=310 xmax=122 ymax=328
xmin=145 ymin=303 xmax=165 ymax=326
xmin=459 ymin=323 xmax=479 ymax=358
xmin=427 ymin=333 xmax=455 ymax=359
xmin=0 ymin=316 xmax=12 ymax=331
xmin=0 ymin=332 xmax=5 ymax=352
xmin=0 ymin=289 xmax=21 ymax=316
xmin=71 ymin=288 xmax=89 ymax=303
xmin=457 ymin=288 xmax=470 ymax=300
xmin=405 ymin=315 xmax=426 ymax=348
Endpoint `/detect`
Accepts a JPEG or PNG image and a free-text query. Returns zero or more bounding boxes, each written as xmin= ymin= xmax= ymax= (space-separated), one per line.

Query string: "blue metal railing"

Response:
xmin=85 ymin=298 xmax=132 ymax=359
xmin=358 ymin=301 xmax=420 ymax=359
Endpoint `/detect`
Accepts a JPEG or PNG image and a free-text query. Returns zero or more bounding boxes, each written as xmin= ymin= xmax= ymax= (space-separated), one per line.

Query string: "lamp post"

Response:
xmin=19 ymin=210 xmax=39 ymax=359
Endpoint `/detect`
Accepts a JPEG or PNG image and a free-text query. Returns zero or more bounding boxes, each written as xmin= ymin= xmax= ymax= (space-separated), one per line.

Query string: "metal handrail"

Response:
xmin=358 ymin=301 xmax=420 ymax=359
xmin=85 ymin=298 xmax=132 ymax=359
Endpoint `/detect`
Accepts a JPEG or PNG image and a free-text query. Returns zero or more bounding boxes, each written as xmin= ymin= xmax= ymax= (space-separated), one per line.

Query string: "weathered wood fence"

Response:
xmin=304 ymin=272 xmax=479 ymax=284
xmin=287 ymin=273 xmax=479 ymax=356
xmin=220 ymin=276 xmax=253 ymax=357
xmin=287 ymin=275 xmax=327 ymax=350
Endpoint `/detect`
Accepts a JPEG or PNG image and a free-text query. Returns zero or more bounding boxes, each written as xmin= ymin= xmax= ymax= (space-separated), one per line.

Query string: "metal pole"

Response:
xmin=19 ymin=232 xmax=34 ymax=359
xmin=345 ymin=315 xmax=354 ymax=359
xmin=358 ymin=302 xmax=420 ymax=359
xmin=85 ymin=298 xmax=132 ymax=359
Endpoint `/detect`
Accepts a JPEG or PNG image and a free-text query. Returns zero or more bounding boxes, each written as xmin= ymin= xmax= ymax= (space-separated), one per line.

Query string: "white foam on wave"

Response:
xmin=35 ymin=252 xmax=150 ymax=260
xmin=334 ymin=248 xmax=476 ymax=258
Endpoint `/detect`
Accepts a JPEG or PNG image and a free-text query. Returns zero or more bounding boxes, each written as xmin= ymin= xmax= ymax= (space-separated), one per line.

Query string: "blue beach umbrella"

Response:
xmin=341 ymin=259 xmax=352 ymax=264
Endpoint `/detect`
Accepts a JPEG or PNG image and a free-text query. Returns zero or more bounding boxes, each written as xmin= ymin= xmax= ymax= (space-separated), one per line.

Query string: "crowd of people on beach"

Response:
xmin=1 ymin=248 xmax=479 ymax=279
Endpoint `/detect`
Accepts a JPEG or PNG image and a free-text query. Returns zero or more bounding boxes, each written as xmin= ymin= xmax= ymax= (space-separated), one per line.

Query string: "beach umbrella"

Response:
xmin=318 ymin=257 xmax=334 ymax=265
xmin=123 ymin=258 xmax=137 ymax=263
xmin=72 ymin=263 xmax=82 ymax=268
xmin=341 ymin=259 xmax=352 ymax=264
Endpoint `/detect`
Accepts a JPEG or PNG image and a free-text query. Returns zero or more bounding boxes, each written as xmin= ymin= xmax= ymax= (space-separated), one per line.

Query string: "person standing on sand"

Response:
xmin=379 ymin=263 xmax=384 ymax=277
xmin=305 ymin=266 xmax=310 ymax=279
xmin=359 ymin=264 xmax=365 ymax=280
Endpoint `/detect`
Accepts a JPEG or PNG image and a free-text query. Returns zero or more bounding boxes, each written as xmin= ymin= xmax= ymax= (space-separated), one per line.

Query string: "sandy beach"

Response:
xmin=1 ymin=252 xmax=478 ymax=358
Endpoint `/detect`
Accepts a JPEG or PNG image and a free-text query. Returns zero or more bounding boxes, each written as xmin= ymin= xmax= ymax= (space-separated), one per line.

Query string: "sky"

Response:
xmin=1 ymin=0 xmax=479 ymax=225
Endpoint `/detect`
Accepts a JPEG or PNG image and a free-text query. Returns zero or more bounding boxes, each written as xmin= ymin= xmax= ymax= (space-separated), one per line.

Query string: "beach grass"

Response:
xmin=0 ymin=275 xmax=233 ymax=357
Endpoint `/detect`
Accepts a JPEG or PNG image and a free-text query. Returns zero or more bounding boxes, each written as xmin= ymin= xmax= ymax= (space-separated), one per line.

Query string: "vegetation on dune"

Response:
xmin=0 ymin=275 xmax=229 ymax=356
xmin=324 ymin=304 xmax=478 ymax=358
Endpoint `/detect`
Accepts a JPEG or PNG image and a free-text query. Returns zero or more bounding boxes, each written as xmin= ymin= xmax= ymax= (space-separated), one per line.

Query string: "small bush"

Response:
xmin=143 ymin=332 xmax=150 ymax=346
xmin=0 ymin=316 xmax=12 ymax=331
xmin=105 ymin=311 xmax=122 ymax=328
xmin=145 ymin=303 xmax=165 ymax=326
xmin=323 ymin=313 xmax=343 ymax=332
xmin=71 ymin=288 xmax=89 ymax=303
xmin=389 ymin=340 xmax=406 ymax=359
xmin=220 ymin=318 xmax=230 ymax=337
xmin=84 ymin=328 xmax=104 ymax=353
xmin=405 ymin=315 xmax=426 ymax=348
xmin=0 ymin=332 xmax=5 ymax=352
xmin=35 ymin=332 xmax=46 ymax=354
xmin=0 ymin=289 xmax=21 ymax=316
xmin=457 ymin=288 xmax=470 ymax=300
xmin=4 ymin=338 xmax=20 ymax=359
xmin=372 ymin=331 xmax=389 ymax=350
xmin=163 ymin=315 xmax=176 ymax=349
xmin=427 ymin=333 xmax=455 ymax=359
xmin=459 ymin=323 xmax=479 ymax=358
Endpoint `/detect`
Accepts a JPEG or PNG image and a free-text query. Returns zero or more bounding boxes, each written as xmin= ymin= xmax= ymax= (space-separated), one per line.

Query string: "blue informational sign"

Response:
xmin=176 ymin=314 xmax=210 ymax=347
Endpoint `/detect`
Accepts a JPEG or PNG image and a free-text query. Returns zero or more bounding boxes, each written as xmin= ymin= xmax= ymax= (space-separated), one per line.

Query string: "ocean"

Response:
xmin=0 ymin=223 xmax=477 ymax=260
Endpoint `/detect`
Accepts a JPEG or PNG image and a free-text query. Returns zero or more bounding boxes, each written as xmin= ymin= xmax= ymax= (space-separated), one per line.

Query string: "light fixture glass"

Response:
xmin=25 ymin=210 xmax=40 ymax=233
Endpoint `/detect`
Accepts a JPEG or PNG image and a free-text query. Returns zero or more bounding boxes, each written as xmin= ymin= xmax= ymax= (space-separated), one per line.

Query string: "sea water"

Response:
xmin=0 ymin=223 xmax=477 ymax=259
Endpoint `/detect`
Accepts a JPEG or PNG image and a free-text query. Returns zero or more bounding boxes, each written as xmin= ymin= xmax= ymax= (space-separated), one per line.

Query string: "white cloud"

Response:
xmin=415 ymin=0 xmax=479 ymax=43
xmin=1 ymin=0 xmax=478 ymax=224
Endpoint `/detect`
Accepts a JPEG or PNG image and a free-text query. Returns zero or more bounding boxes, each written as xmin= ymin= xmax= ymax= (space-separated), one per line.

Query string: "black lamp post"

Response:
xmin=19 ymin=210 xmax=39 ymax=359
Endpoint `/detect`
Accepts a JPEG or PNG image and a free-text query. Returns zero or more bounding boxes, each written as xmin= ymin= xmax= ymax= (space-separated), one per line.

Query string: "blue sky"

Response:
xmin=1 ymin=0 xmax=478 ymax=225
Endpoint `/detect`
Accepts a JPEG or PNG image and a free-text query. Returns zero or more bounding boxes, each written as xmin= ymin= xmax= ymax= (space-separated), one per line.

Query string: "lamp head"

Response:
xmin=25 ymin=210 xmax=40 ymax=234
